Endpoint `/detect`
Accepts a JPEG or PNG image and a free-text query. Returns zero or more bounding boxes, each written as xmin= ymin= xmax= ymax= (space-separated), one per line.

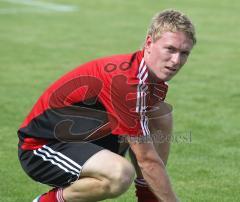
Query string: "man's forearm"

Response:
xmin=129 ymin=137 xmax=178 ymax=202
xmin=138 ymin=158 xmax=177 ymax=202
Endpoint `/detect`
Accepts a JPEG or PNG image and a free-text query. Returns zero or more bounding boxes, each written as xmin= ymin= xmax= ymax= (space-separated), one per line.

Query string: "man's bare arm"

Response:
xmin=129 ymin=140 xmax=178 ymax=202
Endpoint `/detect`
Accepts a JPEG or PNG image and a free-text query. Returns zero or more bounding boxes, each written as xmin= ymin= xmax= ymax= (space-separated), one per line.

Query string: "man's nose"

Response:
xmin=171 ymin=53 xmax=181 ymax=66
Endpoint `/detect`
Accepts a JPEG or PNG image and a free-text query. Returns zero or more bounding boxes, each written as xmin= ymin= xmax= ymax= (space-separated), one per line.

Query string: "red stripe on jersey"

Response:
xmin=21 ymin=137 xmax=48 ymax=150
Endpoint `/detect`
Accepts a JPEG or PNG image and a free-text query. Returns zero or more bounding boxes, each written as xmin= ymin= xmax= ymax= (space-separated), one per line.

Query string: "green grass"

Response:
xmin=0 ymin=0 xmax=239 ymax=201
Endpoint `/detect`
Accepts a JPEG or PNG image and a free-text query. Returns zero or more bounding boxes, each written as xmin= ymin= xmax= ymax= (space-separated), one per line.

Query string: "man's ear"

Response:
xmin=144 ymin=35 xmax=153 ymax=53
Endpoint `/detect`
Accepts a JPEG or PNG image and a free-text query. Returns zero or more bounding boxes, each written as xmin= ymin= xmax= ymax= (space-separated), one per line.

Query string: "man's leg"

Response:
xmin=19 ymin=136 xmax=135 ymax=202
xmin=63 ymin=149 xmax=135 ymax=202
xmin=129 ymin=102 xmax=173 ymax=202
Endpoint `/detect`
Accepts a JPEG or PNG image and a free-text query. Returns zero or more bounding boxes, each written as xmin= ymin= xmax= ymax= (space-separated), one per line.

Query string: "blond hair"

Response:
xmin=146 ymin=9 xmax=196 ymax=45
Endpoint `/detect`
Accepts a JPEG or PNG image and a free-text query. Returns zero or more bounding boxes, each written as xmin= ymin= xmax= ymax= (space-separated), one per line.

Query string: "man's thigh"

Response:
xmin=18 ymin=134 xmax=126 ymax=188
xmin=18 ymin=140 xmax=105 ymax=187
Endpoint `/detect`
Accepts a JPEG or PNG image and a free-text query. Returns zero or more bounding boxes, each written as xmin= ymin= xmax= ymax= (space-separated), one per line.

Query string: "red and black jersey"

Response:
xmin=18 ymin=50 xmax=168 ymax=150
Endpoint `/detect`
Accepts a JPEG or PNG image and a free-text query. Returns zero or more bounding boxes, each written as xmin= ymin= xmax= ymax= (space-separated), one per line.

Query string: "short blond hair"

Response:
xmin=146 ymin=9 xmax=196 ymax=45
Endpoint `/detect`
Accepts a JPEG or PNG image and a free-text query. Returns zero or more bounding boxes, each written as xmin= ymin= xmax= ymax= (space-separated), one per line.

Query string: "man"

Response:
xmin=18 ymin=9 xmax=196 ymax=202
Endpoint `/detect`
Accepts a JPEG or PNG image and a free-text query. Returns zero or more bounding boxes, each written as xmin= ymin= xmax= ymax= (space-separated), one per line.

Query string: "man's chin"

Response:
xmin=156 ymin=74 xmax=174 ymax=82
xmin=149 ymin=70 xmax=174 ymax=82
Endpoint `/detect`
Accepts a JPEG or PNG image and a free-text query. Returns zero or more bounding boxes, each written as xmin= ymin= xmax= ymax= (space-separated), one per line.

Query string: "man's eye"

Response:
xmin=181 ymin=51 xmax=190 ymax=56
xmin=167 ymin=47 xmax=175 ymax=52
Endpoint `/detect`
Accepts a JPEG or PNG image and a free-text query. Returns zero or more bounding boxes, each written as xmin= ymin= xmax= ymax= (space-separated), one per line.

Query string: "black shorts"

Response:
xmin=18 ymin=135 xmax=128 ymax=188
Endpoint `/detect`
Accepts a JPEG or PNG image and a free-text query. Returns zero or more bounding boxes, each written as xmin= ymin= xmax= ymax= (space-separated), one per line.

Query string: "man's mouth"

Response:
xmin=165 ymin=66 xmax=177 ymax=72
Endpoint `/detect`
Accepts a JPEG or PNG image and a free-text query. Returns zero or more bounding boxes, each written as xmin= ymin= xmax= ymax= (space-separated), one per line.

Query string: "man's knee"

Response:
xmin=107 ymin=158 xmax=135 ymax=197
xmin=81 ymin=150 xmax=135 ymax=197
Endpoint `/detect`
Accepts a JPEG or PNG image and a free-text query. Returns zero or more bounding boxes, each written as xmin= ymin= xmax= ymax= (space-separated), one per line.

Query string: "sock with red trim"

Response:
xmin=135 ymin=178 xmax=159 ymax=202
xmin=37 ymin=188 xmax=64 ymax=202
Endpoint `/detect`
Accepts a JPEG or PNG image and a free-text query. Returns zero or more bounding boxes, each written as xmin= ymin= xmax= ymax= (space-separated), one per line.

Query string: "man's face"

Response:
xmin=144 ymin=31 xmax=193 ymax=81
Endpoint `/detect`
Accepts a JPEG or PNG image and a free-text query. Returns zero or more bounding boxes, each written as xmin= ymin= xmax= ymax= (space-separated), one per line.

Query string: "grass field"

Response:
xmin=0 ymin=0 xmax=240 ymax=201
